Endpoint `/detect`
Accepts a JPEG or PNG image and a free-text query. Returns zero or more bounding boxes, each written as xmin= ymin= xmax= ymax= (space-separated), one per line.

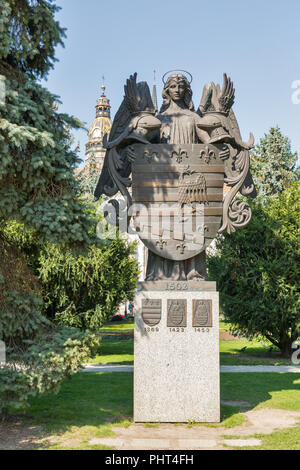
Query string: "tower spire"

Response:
xmin=96 ymin=78 xmax=111 ymax=118
xmin=152 ymin=69 xmax=158 ymax=112
xmin=85 ymin=79 xmax=112 ymax=176
xmin=101 ymin=75 xmax=106 ymax=97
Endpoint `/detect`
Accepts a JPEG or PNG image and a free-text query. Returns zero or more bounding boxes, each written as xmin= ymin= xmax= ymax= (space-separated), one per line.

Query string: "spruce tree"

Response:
xmin=0 ymin=0 xmax=94 ymax=244
xmin=77 ymin=152 xmax=99 ymax=200
xmin=251 ymin=126 xmax=299 ymax=203
xmin=0 ymin=0 xmax=101 ymax=414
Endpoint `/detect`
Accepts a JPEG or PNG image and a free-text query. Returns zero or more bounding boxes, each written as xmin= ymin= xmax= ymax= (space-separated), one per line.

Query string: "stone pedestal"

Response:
xmin=134 ymin=281 xmax=220 ymax=423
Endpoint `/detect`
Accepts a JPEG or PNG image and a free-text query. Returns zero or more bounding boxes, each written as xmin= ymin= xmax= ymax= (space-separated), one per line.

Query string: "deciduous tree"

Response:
xmin=208 ymin=183 xmax=300 ymax=357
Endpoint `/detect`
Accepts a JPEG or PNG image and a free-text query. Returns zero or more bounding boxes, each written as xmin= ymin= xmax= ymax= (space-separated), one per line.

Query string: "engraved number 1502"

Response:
xmin=167 ymin=282 xmax=188 ymax=291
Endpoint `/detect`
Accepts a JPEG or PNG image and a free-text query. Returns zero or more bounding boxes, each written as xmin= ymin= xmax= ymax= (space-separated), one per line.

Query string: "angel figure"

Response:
xmin=144 ymin=72 xmax=214 ymax=280
xmin=94 ymin=72 xmax=256 ymax=282
xmin=145 ymin=72 xmax=255 ymax=280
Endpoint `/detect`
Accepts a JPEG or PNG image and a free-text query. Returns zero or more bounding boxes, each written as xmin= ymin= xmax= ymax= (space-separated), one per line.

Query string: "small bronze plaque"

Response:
xmin=142 ymin=299 xmax=161 ymax=326
xmin=167 ymin=300 xmax=187 ymax=327
xmin=193 ymin=300 xmax=212 ymax=327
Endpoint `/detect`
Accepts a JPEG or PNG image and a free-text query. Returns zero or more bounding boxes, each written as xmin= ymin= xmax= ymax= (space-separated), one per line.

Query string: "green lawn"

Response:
xmin=24 ymin=373 xmax=133 ymax=450
xmin=231 ymin=425 xmax=300 ymax=450
xmin=15 ymin=372 xmax=300 ymax=450
xmin=220 ymin=373 xmax=300 ymax=450
xmin=6 ymin=318 xmax=298 ymax=450
xmin=89 ymin=338 xmax=134 ymax=365
xmin=99 ymin=319 xmax=134 ymax=333
xmin=221 ymin=373 xmax=300 ymax=410
xmin=87 ymin=331 xmax=292 ymax=366
xmin=220 ymin=339 xmax=291 ymax=365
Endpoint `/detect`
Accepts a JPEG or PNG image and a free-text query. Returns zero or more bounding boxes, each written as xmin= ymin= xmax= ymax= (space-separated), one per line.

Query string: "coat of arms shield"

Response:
xmin=131 ymin=143 xmax=225 ymax=261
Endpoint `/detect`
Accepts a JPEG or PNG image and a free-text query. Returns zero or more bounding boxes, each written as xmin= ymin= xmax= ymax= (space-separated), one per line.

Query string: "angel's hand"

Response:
xmin=125 ymin=145 xmax=136 ymax=162
xmin=219 ymin=144 xmax=230 ymax=161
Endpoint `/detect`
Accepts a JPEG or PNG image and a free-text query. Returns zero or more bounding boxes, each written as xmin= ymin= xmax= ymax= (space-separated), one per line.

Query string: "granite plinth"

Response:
xmin=134 ymin=281 xmax=220 ymax=423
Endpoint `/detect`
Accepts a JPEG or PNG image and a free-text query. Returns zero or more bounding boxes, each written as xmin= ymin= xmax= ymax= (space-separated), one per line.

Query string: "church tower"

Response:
xmin=85 ymin=84 xmax=112 ymax=174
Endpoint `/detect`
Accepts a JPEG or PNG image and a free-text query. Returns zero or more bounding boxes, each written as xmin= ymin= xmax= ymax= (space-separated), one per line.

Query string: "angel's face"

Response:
xmin=168 ymin=80 xmax=186 ymax=102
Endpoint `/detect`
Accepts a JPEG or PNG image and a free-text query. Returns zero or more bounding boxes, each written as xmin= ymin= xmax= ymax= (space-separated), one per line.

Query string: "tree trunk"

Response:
xmin=279 ymin=337 xmax=292 ymax=358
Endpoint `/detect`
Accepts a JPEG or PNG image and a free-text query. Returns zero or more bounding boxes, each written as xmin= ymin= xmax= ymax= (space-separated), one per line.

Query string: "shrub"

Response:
xmin=0 ymin=326 xmax=100 ymax=415
xmin=208 ymin=183 xmax=300 ymax=357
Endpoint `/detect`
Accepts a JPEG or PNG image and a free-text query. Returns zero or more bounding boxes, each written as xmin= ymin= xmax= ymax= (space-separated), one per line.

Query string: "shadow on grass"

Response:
xmin=220 ymin=355 xmax=291 ymax=366
xmin=221 ymin=373 xmax=300 ymax=412
xmin=98 ymin=338 xmax=133 ymax=356
xmin=88 ymin=338 xmax=134 ymax=365
xmin=10 ymin=372 xmax=300 ymax=445
xmin=220 ymin=404 xmax=245 ymax=425
xmin=21 ymin=373 xmax=133 ymax=436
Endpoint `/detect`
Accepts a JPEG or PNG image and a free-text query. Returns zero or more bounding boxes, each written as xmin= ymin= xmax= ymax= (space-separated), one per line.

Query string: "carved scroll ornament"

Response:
xmin=219 ymin=149 xmax=252 ymax=234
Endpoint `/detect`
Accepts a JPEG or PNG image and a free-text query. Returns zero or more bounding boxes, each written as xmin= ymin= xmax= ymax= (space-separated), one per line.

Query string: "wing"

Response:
xmin=198 ymin=83 xmax=213 ymax=115
xmin=198 ymin=73 xmax=235 ymax=115
xmin=124 ymin=72 xmax=142 ymax=113
xmin=94 ymin=74 xmax=155 ymax=200
xmin=197 ymin=74 xmax=256 ymax=200
xmin=228 ymin=108 xmax=241 ymax=141
xmin=94 ymin=98 xmax=131 ymax=199
xmin=94 ymin=150 xmax=117 ymax=199
xmin=218 ymin=73 xmax=235 ymax=113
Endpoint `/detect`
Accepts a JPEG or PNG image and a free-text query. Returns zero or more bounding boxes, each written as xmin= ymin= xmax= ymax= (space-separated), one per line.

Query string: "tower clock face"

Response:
xmin=93 ymin=128 xmax=101 ymax=139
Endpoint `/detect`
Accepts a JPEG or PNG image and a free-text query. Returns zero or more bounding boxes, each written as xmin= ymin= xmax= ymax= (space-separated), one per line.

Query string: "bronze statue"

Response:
xmin=95 ymin=71 xmax=256 ymax=281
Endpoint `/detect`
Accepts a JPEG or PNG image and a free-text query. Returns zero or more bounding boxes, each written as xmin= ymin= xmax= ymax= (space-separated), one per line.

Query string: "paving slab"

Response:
xmin=89 ymin=437 xmax=220 ymax=450
xmin=82 ymin=364 xmax=133 ymax=373
xmin=87 ymin=409 xmax=300 ymax=450
xmin=82 ymin=364 xmax=300 ymax=373
xmin=221 ymin=365 xmax=300 ymax=373
xmin=222 ymin=438 xmax=261 ymax=447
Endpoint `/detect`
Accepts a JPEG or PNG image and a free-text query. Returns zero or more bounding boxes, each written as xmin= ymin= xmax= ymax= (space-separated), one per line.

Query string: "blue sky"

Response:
xmin=44 ymin=0 xmax=300 ymax=166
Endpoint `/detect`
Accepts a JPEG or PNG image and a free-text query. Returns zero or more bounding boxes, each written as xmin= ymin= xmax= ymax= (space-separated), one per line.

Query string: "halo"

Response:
xmin=162 ymin=70 xmax=193 ymax=85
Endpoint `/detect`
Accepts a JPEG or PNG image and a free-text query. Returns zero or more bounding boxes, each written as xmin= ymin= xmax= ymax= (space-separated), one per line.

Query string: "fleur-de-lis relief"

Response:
xmin=176 ymin=242 xmax=187 ymax=255
xmin=171 ymin=146 xmax=188 ymax=164
xmin=143 ymin=150 xmax=158 ymax=163
xmin=156 ymin=236 xmax=167 ymax=250
xmin=199 ymin=145 xmax=216 ymax=164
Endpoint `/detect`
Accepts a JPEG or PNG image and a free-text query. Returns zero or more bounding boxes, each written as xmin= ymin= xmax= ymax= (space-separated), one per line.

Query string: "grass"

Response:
xmin=12 ymin=372 xmax=300 ymax=450
xmin=22 ymin=372 xmax=134 ymax=450
xmin=219 ymin=406 xmax=246 ymax=428
xmin=219 ymin=339 xmax=292 ymax=365
xmin=89 ymin=338 xmax=134 ymax=365
xmin=222 ymin=426 xmax=300 ymax=450
xmin=190 ymin=405 xmax=247 ymax=429
xmin=241 ymin=426 xmax=300 ymax=450
xmin=220 ymin=356 xmax=291 ymax=366
xmin=87 ymin=318 xmax=134 ymax=365
xmin=99 ymin=319 xmax=134 ymax=334
xmin=220 ymin=339 xmax=273 ymax=355
xmin=221 ymin=373 xmax=300 ymax=411
xmin=3 ymin=320 xmax=298 ymax=450
xmin=87 ymin=323 xmax=293 ymax=365
xmin=220 ymin=374 xmax=300 ymax=450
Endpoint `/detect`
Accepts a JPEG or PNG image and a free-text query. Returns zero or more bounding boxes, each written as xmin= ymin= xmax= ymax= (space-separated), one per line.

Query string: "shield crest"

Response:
xmin=131 ymin=144 xmax=225 ymax=261
xmin=142 ymin=299 xmax=161 ymax=326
